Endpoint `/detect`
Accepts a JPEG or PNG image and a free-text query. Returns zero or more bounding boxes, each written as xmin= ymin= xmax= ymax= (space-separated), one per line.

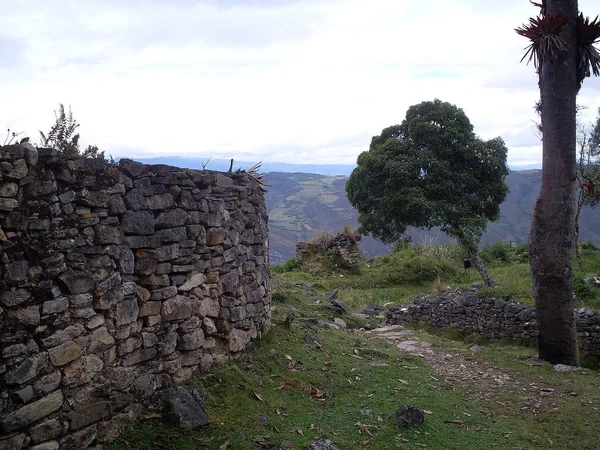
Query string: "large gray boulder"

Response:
xmin=163 ymin=387 xmax=209 ymax=429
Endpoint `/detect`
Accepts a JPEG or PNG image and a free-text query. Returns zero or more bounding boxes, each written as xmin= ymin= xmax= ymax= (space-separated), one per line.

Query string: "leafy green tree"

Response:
xmin=39 ymin=104 xmax=105 ymax=159
xmin=346 ymin=99 xmax=509 ymax=287
xmin=517 ymin=0 xmax=600 ymax=365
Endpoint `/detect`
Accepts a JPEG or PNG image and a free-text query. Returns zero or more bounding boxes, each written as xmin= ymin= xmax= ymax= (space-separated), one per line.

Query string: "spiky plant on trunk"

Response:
xmin=517 ymin=0 xmax=600 ymax=366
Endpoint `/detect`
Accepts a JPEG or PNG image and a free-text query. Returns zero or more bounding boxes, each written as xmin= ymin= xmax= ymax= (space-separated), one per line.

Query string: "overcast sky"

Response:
xmin=1 ymin=0 xmax=599 ymax=169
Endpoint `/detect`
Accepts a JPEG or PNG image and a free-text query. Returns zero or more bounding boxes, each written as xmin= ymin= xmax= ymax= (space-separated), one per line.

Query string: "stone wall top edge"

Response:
xmin=0 ymin=144 xmax=260 ymax=185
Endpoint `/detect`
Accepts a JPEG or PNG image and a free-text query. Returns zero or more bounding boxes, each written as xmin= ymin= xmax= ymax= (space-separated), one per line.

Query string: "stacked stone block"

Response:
xmin=0 ymin=144 xmax=270 ymax=449
xmin=385 ymin=290 xmax=600 ymax=361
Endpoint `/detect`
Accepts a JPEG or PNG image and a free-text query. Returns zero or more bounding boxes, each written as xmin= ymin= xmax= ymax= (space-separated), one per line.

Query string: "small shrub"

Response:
xmin=271 ymin=257 xmax=302 ymax=274
xmin=272 ymin=291 xmax=288 ymax=302
xmin=513 ymin=243 xmax=529 ymax=263
xmin=580 ymin=241 xmax=598 ymax=251
xmin=325 ymin=248 xmax=345 ymax=267
xmin=386 ymin=255 xmax=456 ymax=284
xmin=392 ymin=237 xmax=413 ymax=253
xmin=283 ymin=257 xmax=302 ymax=272
xmin=480 ymin=242 xmax=510 ymax=264
xmin=573 ymin=275 xmax=597 ymax=304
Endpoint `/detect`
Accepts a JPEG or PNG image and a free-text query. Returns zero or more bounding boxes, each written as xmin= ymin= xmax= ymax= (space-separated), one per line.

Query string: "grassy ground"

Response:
xmin=110 ymin=242 xmax=600 ymax=450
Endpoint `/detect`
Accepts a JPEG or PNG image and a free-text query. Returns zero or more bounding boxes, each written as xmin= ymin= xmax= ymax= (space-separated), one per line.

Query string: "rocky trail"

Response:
xmin=362 ymin=324 xmax=588 ymax=421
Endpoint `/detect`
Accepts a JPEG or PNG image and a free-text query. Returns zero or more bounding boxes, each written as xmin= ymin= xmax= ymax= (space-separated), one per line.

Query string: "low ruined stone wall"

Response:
xmin=385 ymin=291 xmax=600 ymax=361
xmin=0 ymin=144 xmax=270 ymax=449
xmin=295 ymin=231 xmax=360 ymax=270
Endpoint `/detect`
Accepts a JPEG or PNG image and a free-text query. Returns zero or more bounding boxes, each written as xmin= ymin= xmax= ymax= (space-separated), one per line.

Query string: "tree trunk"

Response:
xmin=470 ymin=251 xmax=497 ymax=288
xmin=529 ymin=0 xmax=580 ymax=366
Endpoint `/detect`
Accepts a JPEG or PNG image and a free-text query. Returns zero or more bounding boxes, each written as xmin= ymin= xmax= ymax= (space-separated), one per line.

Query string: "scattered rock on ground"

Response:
xmin=328 ymin=299 xmax=349 ymax=314
xmin=163 ymin=387 xmax=210 ymax=429
xmin=332 ymin=318 xmax=347 ymax=329
xmin=256 ymin=415 xmax=269 ymax=426
xmin=553 ymin=364 xmax=582 ymax=373
xmin=395 ymin=404 xmax=425 ymax=427
xmin=325 ymin=288 xmax=349 ymax=314
xmin=469 ymin=344 xmax=485 ymax=352
xmin=306 ymin=334 xmax=322 ymax=346
xmin=325 ymin=289 xmax=339 ymax=301
xmin=310 ymin=438 xmax=340 ymax=450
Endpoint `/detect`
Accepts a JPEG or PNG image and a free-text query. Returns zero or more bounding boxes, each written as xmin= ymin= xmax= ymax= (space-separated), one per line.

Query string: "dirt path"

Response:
xmin=362 ymin=325 xmax=567 ymax=415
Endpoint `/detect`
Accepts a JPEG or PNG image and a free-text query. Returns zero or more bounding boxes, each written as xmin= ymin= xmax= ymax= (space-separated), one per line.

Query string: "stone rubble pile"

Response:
xmin=385 ymin=290 xmax=600 ymax=361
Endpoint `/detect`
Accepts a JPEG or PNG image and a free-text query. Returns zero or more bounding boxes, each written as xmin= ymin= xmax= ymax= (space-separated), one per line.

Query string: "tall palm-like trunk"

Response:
xmin=529 ymin=0 xmax=580 ymax=365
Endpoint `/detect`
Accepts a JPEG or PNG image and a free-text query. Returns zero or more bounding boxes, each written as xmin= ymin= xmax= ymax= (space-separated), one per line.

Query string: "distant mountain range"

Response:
xmin=264 ymin=170 xmax=600 ymax=264
xmin=131 ymin=156 xmax=540 ymax=176
xmin=133 ymin=157 xmax=356 ymax=176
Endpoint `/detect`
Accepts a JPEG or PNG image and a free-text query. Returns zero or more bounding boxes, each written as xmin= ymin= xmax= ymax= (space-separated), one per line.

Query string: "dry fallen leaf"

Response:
xmin=274 ymin=379 xmax=297 ymax=391
xmin=355 ymin=422 xmax=373 ymax=436
xmin=219 ymin=441 xmax=230 ymax=450
xmin=444 ymin=420 xmax=464 ymax=425
xmin=252 ymin=391 xmax=264 ymax=401
xmin=309 ymin=386 xmax=327 ymax=399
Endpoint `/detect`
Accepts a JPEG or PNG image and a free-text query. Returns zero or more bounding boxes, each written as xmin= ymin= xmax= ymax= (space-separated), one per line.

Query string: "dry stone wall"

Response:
xmin=385 ymin=290 xmax=600 ymax=362
xmin=295 ymin=231 xmax=360 ymax=270
xmin=0 ymin=144 xmax=270 ymax=449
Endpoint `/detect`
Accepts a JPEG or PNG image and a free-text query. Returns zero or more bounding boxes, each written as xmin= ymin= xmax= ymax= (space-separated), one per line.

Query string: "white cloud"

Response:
xmin=1 ymin=0 xmax=599 ymax=168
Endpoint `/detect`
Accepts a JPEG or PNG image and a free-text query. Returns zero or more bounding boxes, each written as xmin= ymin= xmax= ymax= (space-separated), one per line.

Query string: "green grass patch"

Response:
xmin=111 ymin=320 xmax=592 ymax=450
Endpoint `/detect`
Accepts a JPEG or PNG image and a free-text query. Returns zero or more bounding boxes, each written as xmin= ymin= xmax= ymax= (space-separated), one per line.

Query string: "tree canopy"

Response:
xmin=346 ymin=99 xmax=509 ymax=254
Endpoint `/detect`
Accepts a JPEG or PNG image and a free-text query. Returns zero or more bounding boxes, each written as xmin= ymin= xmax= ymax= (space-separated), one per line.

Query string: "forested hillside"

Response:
xmin=265 ymin=170 xmax=600 ymax=263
